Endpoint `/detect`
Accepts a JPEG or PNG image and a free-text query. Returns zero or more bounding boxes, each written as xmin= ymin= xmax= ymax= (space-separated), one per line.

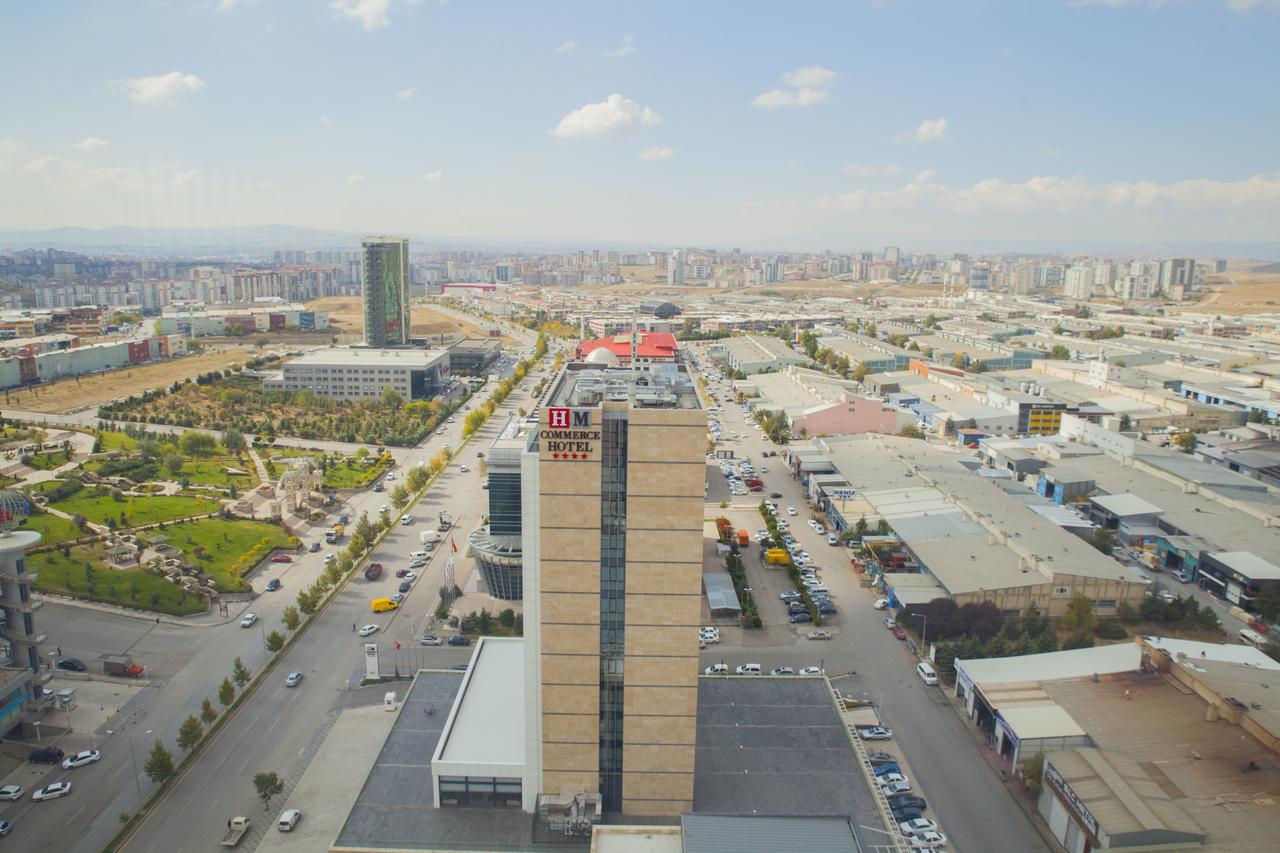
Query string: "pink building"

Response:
xmin=789 ymin=392 xmax=906 ymax=438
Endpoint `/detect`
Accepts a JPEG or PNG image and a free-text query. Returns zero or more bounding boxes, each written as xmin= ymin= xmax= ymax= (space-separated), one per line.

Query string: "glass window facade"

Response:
xmin=489 ymin=472 xmax=522 ymax=536
xmin=598 ymin=414 xmax=627 ymax=813
xmin=437 ymin=776 xmax=522 ymax=808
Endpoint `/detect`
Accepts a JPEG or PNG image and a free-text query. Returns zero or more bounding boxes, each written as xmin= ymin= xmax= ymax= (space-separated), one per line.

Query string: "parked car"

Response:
xmin=358 ymin=624 xmax=380 ymax=637
xmin=308 ymin=542 xmax=321 ymax=552
xmin=55 ymin=658 xmax=86 ymax=673
xmin=818 ymin=603 xmax=838 ymax=615
xmin=789 ymin=612 xmax=812 ymax=624
xmin=284 ymin=671 xmax=304 ymax=687
xmin=873 ymin=763 xmax=902 ymax=777
xmin=874 ymin=599 xmax=889 ymax=610
xmin=390 ymin=593 xmax=405 ymax=605
xmin=899 ymin=818 xmax=939 ymax=837
xmin=704 ymin=663 xmax=729 ymax=675
xmin=807 ymin=629 xmax=832 ymax=641
xmin=883 ymin=617 xmax=897 ymax=630
xmin=786 ymin=506 xmax=797 ymax=516
xmin=0 ymin=785 xmax=23 ymax=801
xmin=892 ymin=626 xmax=908 ymax=640
xmin=859 ymin=727 xmax=893 ymax=740
xmin=887 ymin=794 xmax=928 ymax=811
xmin=892 ymin=806 xmax=925 ymax=824
xmin=770 ymin=666 xmax=795 ymax=676
xmin=270 ymin=554 xmax=292 ymax=563
xmin=735 ymin=663 xmax=762 ymax=675
xmin=779 ymin=591 xmax=801 ymax=602
xmin=403 ymin=572 xmax=417 ymax=581
xmin=867 ymin=751 xmax=896 ymax=765
xmin=28 ymin=747 xmax=64 ymax=764
xmin=798 ymin=666 xmax=824 ymax=675
xmin=420 ymin=634 xmax=442 ymax=646
xmin=879 ymin=780 xmax=913 ymax=796
xmin=769 ymin=492 xmax=782 ymax=499
xmin=906 ymin=830 xmax=946 ymax=848
xmin=395 ymin=569 xmax=409 ymax=577
xmin=278 ymin=808 xmax=302 ymax=832
xmin=265 ymin=578 xmax=281 ymax=592
xmin=448 ymin=635 xmax=472 ymax=647
xmin=62 ymin=749 xmax=101 ymax=770
xmin=0 ymin=819 xmax=10 ymax=837
xmin=31 ymin=782 xmax=71 ymax=802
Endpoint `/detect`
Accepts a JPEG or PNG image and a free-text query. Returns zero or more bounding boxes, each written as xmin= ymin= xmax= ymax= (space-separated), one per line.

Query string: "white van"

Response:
xmin=735 ymin=663 xmax=762 ymax=675
xmin=277 ymin=809 xmax=301 ymax=832
xmin=916 ymin=661 xmax=938 ymax=686
xmin=410 ymin=550 xmax=428 ymax=560
xmin=806 ymin=584 xmax=829 ymax=595
xmin=1239 ymin=628 xmax=1266 ymax=647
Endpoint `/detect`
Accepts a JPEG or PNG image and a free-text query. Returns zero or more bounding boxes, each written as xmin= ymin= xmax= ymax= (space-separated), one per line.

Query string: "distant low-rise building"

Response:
xmin=261 ymin=347 xmax=449 ymax=402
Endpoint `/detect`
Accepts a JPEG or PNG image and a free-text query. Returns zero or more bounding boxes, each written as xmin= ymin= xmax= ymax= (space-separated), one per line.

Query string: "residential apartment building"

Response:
xmin=361 ymin=236 xmax=411 ymax=348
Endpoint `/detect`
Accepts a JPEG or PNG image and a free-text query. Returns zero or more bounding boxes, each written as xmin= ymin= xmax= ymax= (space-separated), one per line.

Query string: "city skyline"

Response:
xmin=1 ymin=2 xmax=1278 ymax=249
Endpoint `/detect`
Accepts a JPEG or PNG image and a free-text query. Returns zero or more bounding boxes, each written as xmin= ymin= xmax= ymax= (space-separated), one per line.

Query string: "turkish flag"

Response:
xmin=394 ymin=641 xmax=401 ymax=650
xmin=451 ymin=537 xmax=457 ymax=553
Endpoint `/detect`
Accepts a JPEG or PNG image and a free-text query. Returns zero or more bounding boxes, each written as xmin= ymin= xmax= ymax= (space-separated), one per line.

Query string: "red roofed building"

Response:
xmin=576 ymin=330 xmax=680 ymax=364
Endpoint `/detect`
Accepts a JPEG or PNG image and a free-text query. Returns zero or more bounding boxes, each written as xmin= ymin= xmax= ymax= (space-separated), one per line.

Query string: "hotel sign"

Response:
xmin=1045 ymin=762 xmax=1100 ymax=840
xmin=544 ymin=408 xmax=600 ymax=460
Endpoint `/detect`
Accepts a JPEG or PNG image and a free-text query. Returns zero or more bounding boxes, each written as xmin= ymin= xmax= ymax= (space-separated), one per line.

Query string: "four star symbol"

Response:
xmin=551 ymin=452 xmax=588 ymax=459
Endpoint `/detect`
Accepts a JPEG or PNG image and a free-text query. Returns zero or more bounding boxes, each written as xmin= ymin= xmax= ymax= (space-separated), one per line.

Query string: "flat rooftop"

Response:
xmin=548 ymin=361 xmax=701 ymax=409
xmin=434 ymin=637 xmax=524 ymax=766
xmin=284 ymin=346 xmax=448 ymax=369
xmin=693 ymin=677 xmax=881 ymax=844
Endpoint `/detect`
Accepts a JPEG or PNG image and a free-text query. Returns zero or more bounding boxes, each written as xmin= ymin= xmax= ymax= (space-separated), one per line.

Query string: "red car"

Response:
xmin=395 ymin=569 xmax=409 ymax=578
xmin=270 ymin=555 xmax=292 ymax=563
xmin=892 ymin=627 xmax=908 ymax=640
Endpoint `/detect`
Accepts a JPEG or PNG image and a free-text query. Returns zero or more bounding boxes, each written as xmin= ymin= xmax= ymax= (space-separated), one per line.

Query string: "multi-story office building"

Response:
xmin=468 ymin=419 xmax=527 ymax=601
xmin=521 ymin=359 xmax=704 ymax=815
xmin=361 ymin=236 xmax=410 ymax=348
xmin=0 ymin=521 xmax=47 ymax=736
xmin=667 ymin=250 xmax=686 ymax=286
xmin=261 ymin=346 xmax=448 ymax=402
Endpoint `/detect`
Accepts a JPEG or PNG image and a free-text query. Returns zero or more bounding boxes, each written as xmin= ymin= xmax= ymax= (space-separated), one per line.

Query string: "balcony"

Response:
xmin=0 ymin=625 xmax=46 ymax=646
xmin=0 ymin=567 xmax=36 ymax=584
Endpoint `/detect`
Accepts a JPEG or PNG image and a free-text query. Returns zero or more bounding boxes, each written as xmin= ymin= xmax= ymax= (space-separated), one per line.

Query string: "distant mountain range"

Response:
xmin=0 ymin=224 xmax=1276 ymax=261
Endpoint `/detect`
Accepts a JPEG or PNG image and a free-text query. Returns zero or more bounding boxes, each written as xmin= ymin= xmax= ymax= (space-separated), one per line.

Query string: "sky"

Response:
xmin=1 ymin=0 xmax=1278 ymax=251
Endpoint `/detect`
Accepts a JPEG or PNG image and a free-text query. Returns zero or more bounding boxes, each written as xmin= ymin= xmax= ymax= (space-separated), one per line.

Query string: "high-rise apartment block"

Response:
xmin=522 ymin=360 xmax=704 ymax=816
xmin=884 ymin=245 xmax=900 ymax=265
xmin=360 ymin=236 xmax=410 ymax=348
xmin=667 ymin=250 xmax=686 ymax=286
xmin=0 ymin=520 xmax=46 ymax=735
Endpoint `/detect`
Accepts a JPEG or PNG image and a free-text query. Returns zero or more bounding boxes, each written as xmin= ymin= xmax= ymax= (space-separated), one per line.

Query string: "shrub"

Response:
xmin=1095 ymin=621 xmax=1127 ymax=640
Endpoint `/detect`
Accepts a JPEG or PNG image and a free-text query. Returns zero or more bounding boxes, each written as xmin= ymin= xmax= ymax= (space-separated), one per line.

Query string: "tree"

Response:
xmin=1062 ymin=631 xmax=1095 ymax=650
xmin=163 ymin=453 xmax=184 ymax=475
xmin=176 ymin=714 xmax=203 ymax=752
xmin=232 ymin=656 xmax=250 ymax=688
xmin=380 ymin=387 xmax=404 ymax=409
xmin=297 ymin=588 xmax=317 ymax=615
xmin=253 ymin=771 xmax=284 ymax=810
xmin=178 ymin=431 xmax=217 ymax=456
xmin=200 ymin=697 xmax=217 ymax=725
xmin=899 ymin=424 xmax=925 ymax=440
xmin=1173 ymin=432 xmax=1196 ymax=453
xmin=143 ymin=740 xmax=175 ymax=784
xmin=266 ymin=630 xmax=285 ymax=652
xmin=391 ymin=483 xmax=411 ymax=509
xmin=1087 ymin=527 xmax=1116 ymax=555
xmin=222 ymin=428 xmax=245 ymax=455
xmin=1024 ymin=752 xmax=1046 ymax=798
xmin=1048 ymin=345 xmax=1071 ymax=360
xmin=957 ymin=601 xmax=1004 ymax=642
xmin=282 ymin=606 xmax=300 ymax=631
xmin=1253 ymin=586 xmax=1280 ymax=623
xmin=1118 ymin=414 xmax=1132 ymax=431
xmin=1060 ymin=594 xmax=1098 ymax=635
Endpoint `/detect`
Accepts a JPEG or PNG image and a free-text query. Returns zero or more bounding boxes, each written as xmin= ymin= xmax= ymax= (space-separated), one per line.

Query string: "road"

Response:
xmin=115 ymin=334 xmax=547 ymax=852
xmin=686 ymin=343 xmax=1049 ymax=853
xmin=4 ymin=324 xmax=547 ymax=851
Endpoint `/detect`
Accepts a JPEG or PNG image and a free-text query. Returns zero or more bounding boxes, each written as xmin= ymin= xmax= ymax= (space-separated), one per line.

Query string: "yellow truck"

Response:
xmin=766 ymin=548 xmax=791 ymax=565
xmin=371 ymin=597 xmax=399 ymax=613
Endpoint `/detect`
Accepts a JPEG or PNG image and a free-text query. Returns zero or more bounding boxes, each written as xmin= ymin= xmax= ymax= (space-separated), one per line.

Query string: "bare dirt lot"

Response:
xmin=1 ymin=346 xmax=257 ymax=414
xmin=1183 ymin=273 xmax=1280 ymax=315
xmin=308 ymin=296 xmax=494 ymax=338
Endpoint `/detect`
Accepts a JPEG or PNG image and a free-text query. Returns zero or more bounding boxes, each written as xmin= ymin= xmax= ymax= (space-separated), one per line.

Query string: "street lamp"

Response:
xmin=909 ymin=613 xmax=927 ymax=656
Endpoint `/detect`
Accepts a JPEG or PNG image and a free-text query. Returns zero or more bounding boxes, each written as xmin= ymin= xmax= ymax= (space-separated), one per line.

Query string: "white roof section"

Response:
xmin=999 ymin=704 xmax=1087 ymax=741
xmin=285 ymin=346 xmax=447 ymax=369
xmin=1207 ymin=551 xmax=1280 ymax=582
xmin=591 ymin=827 xmax=683 ymax=853
xmin=433 ymin=637 xmax=525 ymax=768
xmin=958 ymin=643 xmax=1142 ymax=689
xmin=1146 ymin=635 xmax=1280 ymax=670
xmin=1091 ymin=493 xmax=1162 ymax=517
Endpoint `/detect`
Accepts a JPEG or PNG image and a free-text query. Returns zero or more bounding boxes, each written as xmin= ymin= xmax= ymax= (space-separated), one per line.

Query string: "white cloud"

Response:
xmin=602 ymin=33 xmax=636 ymax=58
xmin=843 ymin=163 xmax=902 ymax=178
xmin=752 ymin=65 xmax=837 ymax=109
xmin=395 ymin=87 xmax=417 ymax=100
xmin=22 ymin=156 xmax=74 ymax=176
xmin=171 ymin=170 xmax=200 ymax=190
xmin=331 ymin=0 xmax=391 ymax=31
xmin=640 ymin=146 xmax=675 ymax=161
xmin=912 ymin=117 xmax=949 ymax=142
xmin=818 ymin=171 xmax=1280 ymax=215
xmin=113 ymin=71 xmax=206 ymax=106
xmin=556 ymin=40 xmax=578 ymax=54
xmin=421 ymin=170 xmax=443 ymax=181
xmin=346 ymin=173 xmax=365 ymax=185
xmin=552 ymin=94 xmax=661 ymax=139
xmin=256 ymin=180 xmax=277 ymax=190
xmin=75 ymin=137 xmax=110 ymax=153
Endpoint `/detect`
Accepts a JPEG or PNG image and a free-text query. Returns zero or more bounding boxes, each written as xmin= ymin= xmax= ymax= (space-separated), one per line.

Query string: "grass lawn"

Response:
xmin=23 ymin=479 xmax=69 ymax=496
xmin=24 ymin=450 xmax=72 ymax=470
xmin=0 ymin=426 xmax=45 ymax=446
xmin=52 ymin=491 xmax=219 ymax=527
xmin=97 ymin=430 xmax=142 ymax=452
xmin=178 ymin=456 xmax=258 ymax=488
xmin=144 ymin=517 xmax=296 ymax=592
xmin=322 ymin=455 xmax=391 ymax=489
xmin=21 ymin=512 xmax=84 ymax=546
xmin=31 ymin=544 xmax=207 ymax=617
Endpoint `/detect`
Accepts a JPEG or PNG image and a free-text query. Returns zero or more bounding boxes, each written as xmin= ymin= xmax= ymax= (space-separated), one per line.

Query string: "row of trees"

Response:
xmin=463 ymin=335 xmax=548 ymax=438
xmin=752 ymin=408 xmax=792 ymax=445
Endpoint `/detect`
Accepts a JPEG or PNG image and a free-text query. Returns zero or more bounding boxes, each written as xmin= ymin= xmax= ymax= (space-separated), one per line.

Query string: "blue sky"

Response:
xmin=1 ymin=0 xmax=1278 ymax=250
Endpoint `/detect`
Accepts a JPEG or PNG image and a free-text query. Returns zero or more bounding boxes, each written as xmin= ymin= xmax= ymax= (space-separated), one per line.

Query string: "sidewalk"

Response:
xmin=34 ymin=589 xmax=251 ymax=628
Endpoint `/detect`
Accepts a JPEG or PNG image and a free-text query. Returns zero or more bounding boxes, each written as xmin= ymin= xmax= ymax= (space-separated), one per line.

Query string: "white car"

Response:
xmin=798 ymin=666 xmax=825 ymax=676
xmin=358 ymin=624 xmax=380 ymax=637
xmin=827 ymin=534 xmax=839 ymax=546
xmin=907 ymin=831 xmax=946 ymax=849
xmin=408 ymin=558 xmax=427 ymax=568
xmin=31 ymin=782 xmax=71 ymax=802
xmin=403 ymin=572 xmax=418 ymax=581
xmin=400 ymin=515 xmax=413 ymax=525
xmin=0 ymin=785 xmax=22 ymax=801
xmin=786 ymin=506 xmax=797 ymax=516
xmin=859 ymin=726 xmax=894 ymax=740
xmin=807 ymin=629 xmax=832 ymax=641
xmin=240 ymin=613 xmax=258 ymax=628
xmin=379 ymin=505 xmax=389 ymax=514
xmin=278 ymin=808 xmax=302 ymax=832
xmin=900 ymin=818 xmax=940 ymax=837
xmin=704 ymin=663 xmax=729 ymax=675
xmin=62 ymin=749 xmax=101 ymax=770
xmin=460 ymin=465 xmax=470 ymax=473
xmin=880 ymin=780 xmax=913 ymax=796
xmin=874 ymin=599 xmax=890 ymax=610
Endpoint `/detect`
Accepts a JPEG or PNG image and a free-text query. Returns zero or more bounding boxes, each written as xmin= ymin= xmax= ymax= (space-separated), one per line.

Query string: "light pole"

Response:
xmin=910 ymin=613 xmax=927 ymax=656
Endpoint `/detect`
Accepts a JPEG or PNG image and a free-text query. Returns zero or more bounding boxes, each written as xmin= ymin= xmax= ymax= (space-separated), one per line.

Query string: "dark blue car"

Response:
xmin=265 ymin=579 xmax=281 ymax=592
xmin=448 ymin=635 xmax=471 ymax=647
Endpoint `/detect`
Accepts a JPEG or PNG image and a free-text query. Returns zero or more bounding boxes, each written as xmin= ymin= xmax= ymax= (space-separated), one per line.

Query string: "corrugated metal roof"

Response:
xmin=702 ymin=572 xmax=741 ymax=613
xmin=681 ymin=814 xmax=859 ymax=853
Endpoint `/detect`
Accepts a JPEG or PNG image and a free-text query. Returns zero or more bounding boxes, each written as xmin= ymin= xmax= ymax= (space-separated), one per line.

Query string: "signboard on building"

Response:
xmin=364 ymin=643 xmax=380 ymax=680
xmin=829 ymin=488 xmax=856 ymax=501
xmin=543 ymin=408 xmax=600 ymax=461
xmin=1045 ymin=762 xmax=1101 ymax=840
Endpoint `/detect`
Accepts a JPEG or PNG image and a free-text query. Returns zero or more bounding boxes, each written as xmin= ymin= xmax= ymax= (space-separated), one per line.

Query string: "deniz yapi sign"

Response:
xmin=545 ymin=408 xmax=599 ymax=460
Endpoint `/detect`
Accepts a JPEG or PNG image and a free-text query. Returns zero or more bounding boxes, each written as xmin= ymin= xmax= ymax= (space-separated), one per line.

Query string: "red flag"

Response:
xmin=451 ymin=536 xmax=457 ymax=553
xmin=394 ymin=641 xmax=401 ymax=650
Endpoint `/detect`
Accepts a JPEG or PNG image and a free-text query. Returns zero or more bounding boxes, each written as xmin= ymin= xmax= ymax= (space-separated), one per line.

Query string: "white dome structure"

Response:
xmin=585 ymin=347 xmax=621 ymax=366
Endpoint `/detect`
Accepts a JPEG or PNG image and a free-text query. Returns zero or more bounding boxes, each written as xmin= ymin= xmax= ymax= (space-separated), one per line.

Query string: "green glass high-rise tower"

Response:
xmin=361 ymin=236 xmax=410 ymax=348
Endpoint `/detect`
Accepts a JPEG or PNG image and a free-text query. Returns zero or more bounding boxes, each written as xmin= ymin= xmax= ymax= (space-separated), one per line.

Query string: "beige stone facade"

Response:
xmin=535 ymin=399 xmax=704 ymax=816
